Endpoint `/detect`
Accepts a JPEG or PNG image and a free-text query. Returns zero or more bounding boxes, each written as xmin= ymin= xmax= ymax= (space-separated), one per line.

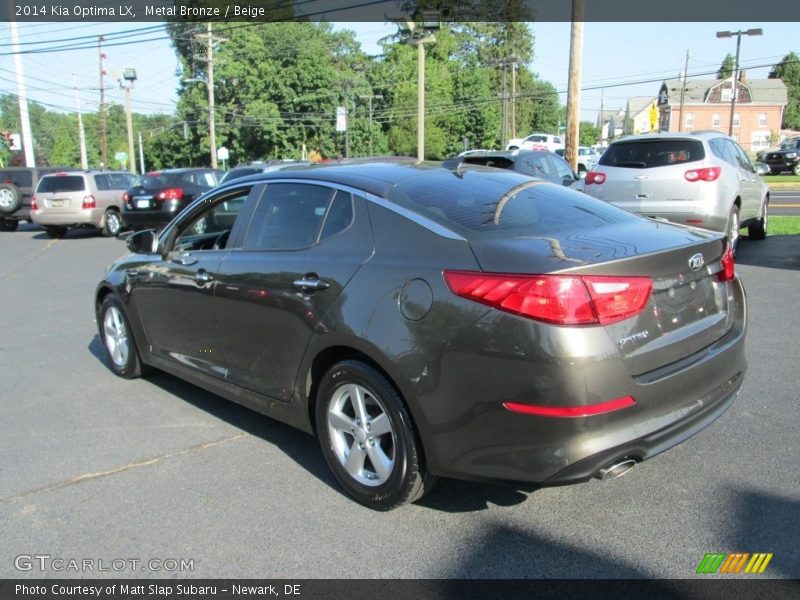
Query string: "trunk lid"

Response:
xmin=469 ymin=221 xmax=733 ymax=375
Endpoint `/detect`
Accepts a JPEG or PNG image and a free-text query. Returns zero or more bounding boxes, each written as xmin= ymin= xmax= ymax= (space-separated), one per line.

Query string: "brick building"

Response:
xmin=657 ymin=74 xmax=787 ymax=152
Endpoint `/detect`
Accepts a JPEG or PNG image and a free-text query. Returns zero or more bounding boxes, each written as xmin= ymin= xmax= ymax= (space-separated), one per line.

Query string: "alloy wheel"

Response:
xmin=103 ymin=306 xmax=129 ymax=368
xmin=327 ymin=383 xmax=396 ymax=487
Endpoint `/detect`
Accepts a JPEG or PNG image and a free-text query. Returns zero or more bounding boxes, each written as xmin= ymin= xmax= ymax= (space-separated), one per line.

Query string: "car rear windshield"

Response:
xmin=461 ymin=156 xmax=515 ymax=170
xmin=35 ymin=175 xmax=86 ymax=193
xmin=598 ymin=139 xmax=705 ymax=168
xmin=132 ymin=173 xmax=176 ymax=188
xmin=220 ymin=167 xmax=262 ymax=184
xmin=390 ymin=169 xmax=638 ymax=238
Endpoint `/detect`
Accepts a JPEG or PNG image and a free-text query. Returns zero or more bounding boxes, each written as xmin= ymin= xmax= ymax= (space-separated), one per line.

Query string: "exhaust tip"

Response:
xmin=597 ymin=459 xmax=637 ymax=481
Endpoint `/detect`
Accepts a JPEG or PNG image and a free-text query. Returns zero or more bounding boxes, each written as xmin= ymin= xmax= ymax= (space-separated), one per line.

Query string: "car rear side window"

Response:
xmin=390 ymin=170 xmax=637 ymax=238
xmin=94 ymin=174 xmax=111 ymax=191
xmin=0 ymin=171 xmax=33 ymax=187
xmin=110 ymin=173 xmax=133 ymax=189
xmin=599 ymin=140 xmax=705 ymax=168
xmin=319 ymin=191 xmax=353 ymax=241
xmin=35 ymin=175 xmax=86 ymax=193
xmin=243 ymin=183 xmax=335 ymax=250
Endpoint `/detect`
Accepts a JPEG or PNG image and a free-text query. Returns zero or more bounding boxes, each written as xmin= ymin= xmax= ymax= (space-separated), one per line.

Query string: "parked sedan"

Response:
xmin=122 ymin=168 xmax=220 ymax=231
xmin=95 ymin=162 xmax=746 ymax=510
xmin=448 ymin=149 xmax=582 ymax=187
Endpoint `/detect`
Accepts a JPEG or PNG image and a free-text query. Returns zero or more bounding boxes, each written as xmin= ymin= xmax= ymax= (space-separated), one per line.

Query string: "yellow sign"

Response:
xmin=649 ymin=103 xmax=659 ymax=130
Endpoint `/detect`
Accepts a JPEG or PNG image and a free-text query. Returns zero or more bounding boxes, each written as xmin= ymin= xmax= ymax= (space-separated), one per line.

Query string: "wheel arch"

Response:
xmin=301 ymin=342 xmax=435 ymax=463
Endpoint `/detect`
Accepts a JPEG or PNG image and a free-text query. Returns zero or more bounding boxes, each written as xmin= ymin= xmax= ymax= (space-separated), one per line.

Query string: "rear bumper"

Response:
xmin=122 ymin=209 xmax=176 ymax=230
xmin=419 ymin=278 xmax=747 ymax=485
xmin=31 ymin=207 xmax=104 ymax=227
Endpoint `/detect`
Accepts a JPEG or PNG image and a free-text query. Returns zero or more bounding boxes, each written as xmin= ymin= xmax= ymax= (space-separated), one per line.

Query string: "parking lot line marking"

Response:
xmin=771 ymin=203 xmax=800 ymax=207
xmin=0 ymin=239 xmax=58 ymax=283
xmin=0 ymin=432 xmax=247 ymax=503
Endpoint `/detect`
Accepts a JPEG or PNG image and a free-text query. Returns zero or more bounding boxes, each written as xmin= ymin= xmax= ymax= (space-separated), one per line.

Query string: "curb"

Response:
xmin=767 ymin=183 xmax=800 ymax=190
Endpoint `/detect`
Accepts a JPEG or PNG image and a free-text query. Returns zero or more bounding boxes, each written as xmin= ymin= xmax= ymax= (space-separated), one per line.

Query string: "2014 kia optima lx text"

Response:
xmin=94 ymin=161 xmax=747 ymax=510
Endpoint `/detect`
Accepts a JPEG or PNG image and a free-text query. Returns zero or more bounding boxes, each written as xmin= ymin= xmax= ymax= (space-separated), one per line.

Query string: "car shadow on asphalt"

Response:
xmin=87 ymin=334 xmax=545 ymax=513
xmin=736 ymin=235 xmax=800 ymax=271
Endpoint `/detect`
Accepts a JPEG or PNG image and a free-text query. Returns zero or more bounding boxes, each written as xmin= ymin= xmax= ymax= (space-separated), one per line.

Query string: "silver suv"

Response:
xmin=31 ymin=170 xmax=135 ymax=238
xmin=583 ymin=131 xmax=770 ymax=247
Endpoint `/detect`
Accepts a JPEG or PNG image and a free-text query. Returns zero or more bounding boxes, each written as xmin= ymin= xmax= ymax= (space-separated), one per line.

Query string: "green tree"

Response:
xmin=769 ymin=52 xmax=800 ymax=130
xmin=718 ymin=53 xmax=735 ymax=79
xmin=578 ymin=121 xmax=600 ymax=146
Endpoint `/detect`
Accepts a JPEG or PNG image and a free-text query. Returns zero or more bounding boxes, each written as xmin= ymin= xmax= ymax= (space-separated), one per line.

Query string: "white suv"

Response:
xmin=582 ymin=131 xmax=770 ymax=248
xmin=506 ymin=133 xmax=564 ymax=153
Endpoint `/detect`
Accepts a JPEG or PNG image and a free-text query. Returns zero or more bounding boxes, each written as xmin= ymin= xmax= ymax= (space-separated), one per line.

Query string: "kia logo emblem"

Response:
xmin=689 ymin=253 xmax=704 ymax=270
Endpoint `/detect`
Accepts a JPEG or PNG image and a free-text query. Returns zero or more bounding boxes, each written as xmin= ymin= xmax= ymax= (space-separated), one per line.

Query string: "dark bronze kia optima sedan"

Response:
xmin=95 ymin=161 xmax=747 ymax=510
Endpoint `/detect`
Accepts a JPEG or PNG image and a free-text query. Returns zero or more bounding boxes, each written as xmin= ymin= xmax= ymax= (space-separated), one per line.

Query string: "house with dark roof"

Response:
xmin=597 ymin=108 xmax=625 ymax=145
xmin=657 ymin=73 xmax=787 ymax=151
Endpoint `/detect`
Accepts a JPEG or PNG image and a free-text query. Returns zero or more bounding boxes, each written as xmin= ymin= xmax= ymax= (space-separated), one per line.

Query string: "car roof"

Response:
xmin=216 ymin=160 xmax=535 ymax=199
xmin=611 ymin=131 xmax=727 ymax=144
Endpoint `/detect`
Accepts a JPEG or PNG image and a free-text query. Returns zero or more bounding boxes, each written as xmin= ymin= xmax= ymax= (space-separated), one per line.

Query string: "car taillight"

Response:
xmin=585 ymin=171 xmax=606 ymax=184
xmin=717 ymin=246 xmax=735 ymax=282
xmin=123 ymin=193 xmax=130 ymax=202
xmin=82 ymin=195 xmax=96 ymax=209
xmin=443 ymin=271 xmax=652 ymax=326
xmin=684 ymin=167 xmax=721 ymax=182
xmin=31 ymin=195 xmax=38 ymax=210
xmin=157 ymin=188 xmax=183 ymax=201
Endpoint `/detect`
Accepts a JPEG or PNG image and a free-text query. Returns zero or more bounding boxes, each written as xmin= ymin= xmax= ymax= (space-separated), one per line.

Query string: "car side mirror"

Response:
xmin=127 ymin=229 xmax=158 ymax=254
xmin=754 ymin=162 xmax=770 ymax=176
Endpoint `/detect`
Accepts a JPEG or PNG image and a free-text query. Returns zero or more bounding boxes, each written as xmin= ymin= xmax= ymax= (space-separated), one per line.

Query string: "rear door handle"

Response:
xmin=293 ymin=277 xmax=330 ymax=292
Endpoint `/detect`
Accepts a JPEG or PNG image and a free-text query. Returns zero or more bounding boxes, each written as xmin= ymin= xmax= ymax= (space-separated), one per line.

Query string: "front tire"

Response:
xmin=748 ymin=199 xmax=768 ymax=240
xmin=793 ymin=162 xmax=800 ymax=176
xmin=315 ymin=360 xmax=437 ymax=510
xmin=97 ymin=294 xmax=147 ymax=379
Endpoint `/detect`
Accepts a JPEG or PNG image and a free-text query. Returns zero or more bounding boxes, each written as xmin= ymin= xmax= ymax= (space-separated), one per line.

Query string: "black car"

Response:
xmin=762 ymin=137 xmax=800 ymax=175
xmin=218 ymin=160 xmax=311 ymax=185
xmin=122 ymin=168 xmax=220 ymax=230
xmin=448 ymin=149 xmax=582 ymax=187
xmin=95 ymin=162 xmax=746 ymax=510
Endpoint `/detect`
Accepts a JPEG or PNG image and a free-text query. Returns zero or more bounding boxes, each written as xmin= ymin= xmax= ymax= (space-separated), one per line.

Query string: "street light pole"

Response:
xmin=716 ymin=28 xmax=763 ymax=137
xmin=359 ymin=94 xmax=383 ymax=155
xmin=206 ymin=22 xmax=217 ymax=169
xmin=120 ymin=68 xmax=137 ymax=174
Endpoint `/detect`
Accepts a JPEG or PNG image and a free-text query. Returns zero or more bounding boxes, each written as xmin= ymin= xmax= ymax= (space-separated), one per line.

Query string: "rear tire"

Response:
xmin=315 ymin=360 xmax=437 ymax=510
xmin=44 ymin=226 xmax=68 ymax=239
xmin=748 ymin=200 xmax=768 ymax=240
xmin=727 ymin=205 xmax=740 ymax=254
xmin=97 ymin=294 xmax=147 ymax=379
xmin=0 ymin=218 xmax=19 ymax=232
xmin=101 ymin=209 xmax=122 ymax=237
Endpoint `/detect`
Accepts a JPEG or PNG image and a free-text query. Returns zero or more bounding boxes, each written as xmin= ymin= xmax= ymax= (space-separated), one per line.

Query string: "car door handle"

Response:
xmin=172 ymin=253 xmax=198 ymax=266
xmin=194 ymin=270 xmax=214 ymax=284
xmin=293 ymin=277 xmax=330 ymax=292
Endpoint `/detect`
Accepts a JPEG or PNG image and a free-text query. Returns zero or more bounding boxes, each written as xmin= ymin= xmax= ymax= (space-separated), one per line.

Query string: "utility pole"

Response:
xmin=415 ymin=36 xmax=436 ymax=161
xmin=359 ymin=94 xmax=383 ymax=155
xmin=717 ymin=28 xmax=763 ymax=136
xmin=192 ymin=24 xmax=226 ymax=168
xmin=511 ymin=61 xmax=518 ymax=140
xmin=138 ymin=131 xmax=145 ymax=174
xmin=678 ymin=50 xmax=690 ymax=132
xmin=565 ymin=0 xmax=585 ymax=172
xmin=72 ymin=75 xmax=88 ymax=170
xmin=98 ymin=36 xmax=107 ymax=168
xmin=9 ymin=20 xmax=35 ymax=167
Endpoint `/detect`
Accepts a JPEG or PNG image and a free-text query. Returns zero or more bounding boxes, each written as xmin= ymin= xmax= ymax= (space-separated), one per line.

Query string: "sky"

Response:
xmin=0 ymin=20 xmax=796 ymax=127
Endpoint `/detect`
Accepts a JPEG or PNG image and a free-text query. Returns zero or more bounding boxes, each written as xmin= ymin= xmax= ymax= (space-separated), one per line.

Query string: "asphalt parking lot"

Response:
xmin=1 ymin=223 xmax=798 ymax=579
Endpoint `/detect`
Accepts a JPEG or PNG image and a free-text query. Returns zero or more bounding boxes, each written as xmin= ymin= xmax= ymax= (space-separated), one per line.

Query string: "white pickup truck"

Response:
xmin=505 ymin=133 xmax=564 ymax=153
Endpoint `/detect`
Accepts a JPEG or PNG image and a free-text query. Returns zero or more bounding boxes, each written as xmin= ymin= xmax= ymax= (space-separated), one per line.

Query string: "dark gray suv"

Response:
xmin=95 ymin=162 xmax=746 ymax=510
xmin=0 ymin=166 xmax=69 ymax=231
